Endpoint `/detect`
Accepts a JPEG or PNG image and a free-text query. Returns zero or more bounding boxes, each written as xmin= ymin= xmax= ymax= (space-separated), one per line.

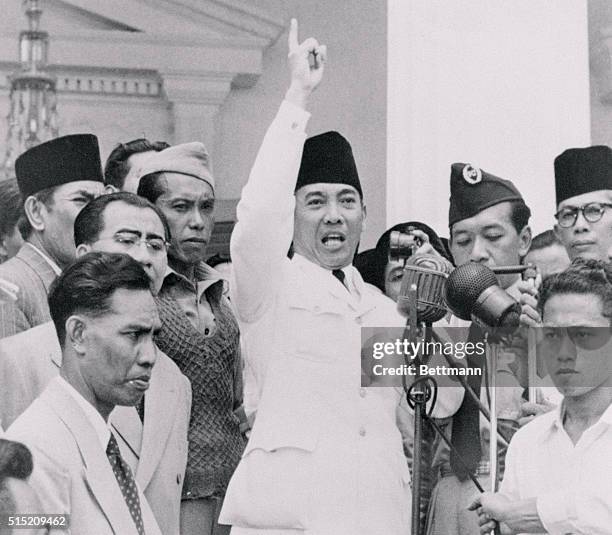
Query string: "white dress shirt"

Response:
xmin=500 ymin=400 xmax=612 ymax=534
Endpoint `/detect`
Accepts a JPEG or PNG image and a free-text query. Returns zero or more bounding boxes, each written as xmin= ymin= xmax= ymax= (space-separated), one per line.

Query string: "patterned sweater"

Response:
xmin=155 ymin=268 xmax=245 ymax=499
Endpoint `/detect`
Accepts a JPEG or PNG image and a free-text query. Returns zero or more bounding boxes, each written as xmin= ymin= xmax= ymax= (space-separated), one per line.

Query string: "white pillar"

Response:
xmin=387 ymin=0 xmax=591 ymax=236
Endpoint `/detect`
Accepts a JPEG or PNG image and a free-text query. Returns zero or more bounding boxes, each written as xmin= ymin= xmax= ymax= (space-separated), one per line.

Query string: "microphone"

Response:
xmin=397 ymin=254 xmax=453 ymax=323
xmin=445 ymin=263 xmax=521 ymax=330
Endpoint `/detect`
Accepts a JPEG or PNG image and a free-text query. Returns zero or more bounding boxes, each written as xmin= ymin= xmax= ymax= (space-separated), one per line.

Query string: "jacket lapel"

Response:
xmin=137 ymin=353 xmax=179 ymax=489
xmin=45 ymin=379 xmax=138 ymax=535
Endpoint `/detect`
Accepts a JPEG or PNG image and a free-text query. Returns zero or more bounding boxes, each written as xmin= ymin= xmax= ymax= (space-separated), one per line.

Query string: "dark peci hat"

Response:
xmin=554 ymin=145 xmax=612 ymax=206
xmin=15 ymin=134 xmax=104 ymax=199
xmin=295 ymin=131 xmax=362 ymax=197
xmin=448 ymin=163 xmax=524 ymax=227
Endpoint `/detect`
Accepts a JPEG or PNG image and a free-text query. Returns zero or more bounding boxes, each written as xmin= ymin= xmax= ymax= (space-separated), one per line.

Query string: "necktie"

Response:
xmin=332 ymin=269 xmax=349 ymax=291
xmin=106 ymin=433 xmax=145 ymax=535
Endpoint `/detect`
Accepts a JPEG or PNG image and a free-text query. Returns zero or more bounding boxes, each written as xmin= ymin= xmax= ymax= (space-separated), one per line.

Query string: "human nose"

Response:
xmin=128 ymin=240 xmax=154 ymax=267
xmin=556 ymin=331 xmax=577 ymax=362
xmin=323 ymin=200 xmax=343 ymax=224
xmin=469 ymin=236 xmax=489 ymax=263
xmin=188 ymin=207 xmax=205 ymax=229
xmin=138 ymin=337 xmax=158 ymax=369
xmin=573 ymin=208 xmax=590 ymax=233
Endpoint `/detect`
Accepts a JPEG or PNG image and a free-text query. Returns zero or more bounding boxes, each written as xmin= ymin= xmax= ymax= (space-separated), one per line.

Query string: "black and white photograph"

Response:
xmin=0 ymin=1 xmax=611 ymax=534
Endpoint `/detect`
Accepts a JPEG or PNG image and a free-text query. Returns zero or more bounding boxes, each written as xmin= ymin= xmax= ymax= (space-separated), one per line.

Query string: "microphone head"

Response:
xmin=397 ymin=253 xmax=453 ymax=323
xmin=445 ymin=262 xmax=498 ymax=320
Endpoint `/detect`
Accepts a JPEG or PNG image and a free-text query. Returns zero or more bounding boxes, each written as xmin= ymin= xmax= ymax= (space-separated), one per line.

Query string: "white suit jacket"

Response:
xmin=221 ymin=102 xmax=414 ymax=534
xmin=0 ymin=322 xmax=191 ymax=535
xmin=6 ymin=377 xmax=162 ymax=535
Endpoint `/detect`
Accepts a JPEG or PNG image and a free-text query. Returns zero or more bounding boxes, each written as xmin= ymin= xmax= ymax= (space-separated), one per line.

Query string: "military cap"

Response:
xmin=448 ymin=163 xmax=524 ymax=226
xmin=554 ymin=145 xmax=612 ymax=206
xmin=296 ymin=131 xmax=362 ymax=197
xmin=136 ymin=142 xmax=214 ymax=190
xmin=15 ymin=134 xmax=104 ymax=199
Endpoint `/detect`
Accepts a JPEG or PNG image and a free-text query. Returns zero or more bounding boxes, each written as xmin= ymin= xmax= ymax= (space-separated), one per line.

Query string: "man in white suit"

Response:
xmin=7 ymin=252 xmax=162 ymax=534
xmin=0 ymin=193 xmax=191 ymax=535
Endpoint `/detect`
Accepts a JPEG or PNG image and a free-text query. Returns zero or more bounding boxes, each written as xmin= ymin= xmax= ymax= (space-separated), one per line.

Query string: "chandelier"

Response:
xmin=2 ymin=0 xmax=59 ymax=179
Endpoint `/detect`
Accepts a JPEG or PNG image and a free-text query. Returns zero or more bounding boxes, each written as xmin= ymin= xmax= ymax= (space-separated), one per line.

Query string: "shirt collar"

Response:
xmin=57 ymin=376 xmax=111 ymax=450
xmin=25 ymin=242 xmax=62 ymax=276
xmin=540 ymin=398 xmax=612 ymax=443
xmin=291 ymin=253 xmax=362 ymax=297
xmin=162 ymin=262 xmax=225 ymax=301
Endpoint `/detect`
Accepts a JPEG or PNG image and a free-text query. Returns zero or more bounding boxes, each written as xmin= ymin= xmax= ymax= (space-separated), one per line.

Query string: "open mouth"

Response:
xmin=321 ymin=233 xmax=346 ymax=250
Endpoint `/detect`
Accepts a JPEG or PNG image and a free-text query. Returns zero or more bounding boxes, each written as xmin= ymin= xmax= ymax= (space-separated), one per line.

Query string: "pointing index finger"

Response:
xmin=288 ymin=18 xmax=299 ymax=53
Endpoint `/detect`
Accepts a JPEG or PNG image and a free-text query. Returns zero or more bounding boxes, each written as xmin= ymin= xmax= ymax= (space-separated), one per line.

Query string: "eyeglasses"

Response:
xmin=98 ymin=233 xmax=169 ymax=254
xmin=554 ymin=202 xmax=612 ymax=228
xmin=541 ymin=326 xmax=612 ymax=351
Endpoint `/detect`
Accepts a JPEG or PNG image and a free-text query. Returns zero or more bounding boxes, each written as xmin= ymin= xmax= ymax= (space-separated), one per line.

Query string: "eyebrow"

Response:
xmin=115 ymin=229 xmax=164 ymax=241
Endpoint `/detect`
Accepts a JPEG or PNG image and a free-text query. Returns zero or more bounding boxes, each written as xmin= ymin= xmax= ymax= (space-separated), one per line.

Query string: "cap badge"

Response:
xmin=462 ymin=164 xmax=482 ymax=184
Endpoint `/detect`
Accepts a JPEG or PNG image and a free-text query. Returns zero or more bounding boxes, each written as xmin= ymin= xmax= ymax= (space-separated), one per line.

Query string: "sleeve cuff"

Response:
xmin=273 ymin=100 xmax=311 ymax=133
xmin=537 ymin=490 xmax=575 ymax=534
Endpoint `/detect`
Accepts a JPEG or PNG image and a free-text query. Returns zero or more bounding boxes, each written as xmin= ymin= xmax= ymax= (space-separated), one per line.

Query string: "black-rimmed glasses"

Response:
xmin=554 ymin=202 xmax=612 ymax=228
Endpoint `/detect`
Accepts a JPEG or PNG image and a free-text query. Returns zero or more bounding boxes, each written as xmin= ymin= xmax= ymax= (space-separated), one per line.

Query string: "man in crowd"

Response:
xmin=0 ymin=192 xmax=191 ymax=535
xmin=471 ymin=258 xmax=612 ymax=534
xmin=104 ymin=138 xmax=170 ymax=193
xmin=427 ymin=163 xmax=532 ymax=534
xmin=521 ymin=145 xmax=612 ymax=325
xmin=220 ymin=19 xmax=413 ymax=534
xmin=0 ymin=134 xmax=105 ymax=338
xmin=137 ymin=143 xmax=244 ymax=534
xmin=523 ymin=230 xmax=570 ymax=280
xmin=6 ymin=253 xmax=163 ymax=534
xmin=0 ymin=179 xmax=23 ymax=264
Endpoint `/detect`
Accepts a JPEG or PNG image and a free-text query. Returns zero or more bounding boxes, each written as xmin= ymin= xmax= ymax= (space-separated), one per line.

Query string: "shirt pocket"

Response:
xmin=286 ymin=294 xmax=352 ymax=363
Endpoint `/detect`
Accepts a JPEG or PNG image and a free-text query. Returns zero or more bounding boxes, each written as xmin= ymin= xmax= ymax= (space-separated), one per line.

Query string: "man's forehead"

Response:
xmin=557 ymin=189 xmax=612 ymax=209
xmin=451 ymin=201 xmax=514 ymax=233
xmin=297 ymin=183 xmax=360 ymax=197
xmin=159 ymin=172 xmax=214 ymax=199
xmin=100 ymin=202 xmax=164 ymax=235
xmin=54 ymin=180 xmax=106 ymax=196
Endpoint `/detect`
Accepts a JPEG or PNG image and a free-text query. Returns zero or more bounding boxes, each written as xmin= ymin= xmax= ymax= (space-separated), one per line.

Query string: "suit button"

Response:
xmin=359 ymin=388 xmax=366 ymax=398
xmin=359 ymin=426 xmax=366 ymax=437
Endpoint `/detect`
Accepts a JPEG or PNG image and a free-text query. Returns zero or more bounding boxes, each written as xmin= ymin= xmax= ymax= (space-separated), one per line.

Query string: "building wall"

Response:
xmin=214 ymin=0 xmax=388 ymax=249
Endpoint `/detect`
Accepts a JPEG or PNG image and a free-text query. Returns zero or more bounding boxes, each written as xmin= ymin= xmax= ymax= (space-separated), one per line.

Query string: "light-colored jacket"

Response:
xmin=0 ymin=322 xmax=191 ymax=535
xmin=220 ymin=101 xmax=411 ymax=534
xmin=7 ymin=377 xmax=163 ymax=535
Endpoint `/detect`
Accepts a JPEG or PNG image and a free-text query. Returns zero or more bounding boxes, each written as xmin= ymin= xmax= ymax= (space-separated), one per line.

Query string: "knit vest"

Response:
xmin=154 ymin=292 xmax=246 ymax=499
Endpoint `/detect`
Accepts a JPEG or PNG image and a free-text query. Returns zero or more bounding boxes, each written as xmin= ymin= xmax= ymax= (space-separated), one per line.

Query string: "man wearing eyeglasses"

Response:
xmin=0 ymin=192 xmax=191 ymax=535
xmin=470 ymin=258 xmax=612 ymax=534
xmin=521 ymin=146 xmax=612 ymax=328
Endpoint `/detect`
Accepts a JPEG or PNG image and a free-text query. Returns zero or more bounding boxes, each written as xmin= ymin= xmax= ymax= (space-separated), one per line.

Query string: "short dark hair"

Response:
xmin=137 ymin=172 xmax=167 ymax=204
xmin=0 ymin=179 xmax=23 ymax=239
xmin=104 ymin=138 xmax=170 ymax=190
xmin=48 ymin=252 xmax=151 ymax=346
xmin=73 ymin=191 xmax=171 ymax=246
xmin=528 ymin=229 xmax=562 ymax=254
xmin=509 ymin=200 xmax=531 ymax=234
xmin=18 ymin=185 xmax=56 ymax=239
xmin=539 ymin=258 xmax=612 ymax=319
xmin=0 ymin=439 xmax=33 ymax=516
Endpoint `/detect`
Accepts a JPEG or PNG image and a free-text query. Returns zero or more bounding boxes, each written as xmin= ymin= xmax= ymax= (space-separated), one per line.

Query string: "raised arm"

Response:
xmin=230 ymin=19 xmax=326 ymax=322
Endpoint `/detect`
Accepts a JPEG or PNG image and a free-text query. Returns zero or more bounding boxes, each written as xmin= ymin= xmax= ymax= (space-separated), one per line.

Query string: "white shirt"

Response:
xmin=500 ymin=399 xmax=612 ymax=534
xmin=57 ymin=376 xmax=111 ymax=450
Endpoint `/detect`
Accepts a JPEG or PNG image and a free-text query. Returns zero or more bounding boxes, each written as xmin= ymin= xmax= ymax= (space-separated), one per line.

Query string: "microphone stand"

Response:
xmin=401 ymin=284 xmax=427 ymax=535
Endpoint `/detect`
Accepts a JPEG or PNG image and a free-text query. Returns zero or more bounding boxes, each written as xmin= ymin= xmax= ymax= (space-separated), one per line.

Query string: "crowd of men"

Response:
xmin=0 ymin=19 xmax=610 ymax=535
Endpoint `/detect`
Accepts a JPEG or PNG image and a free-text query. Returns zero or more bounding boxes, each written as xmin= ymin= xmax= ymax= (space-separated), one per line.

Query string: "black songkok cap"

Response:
xmin=554 ymin=145 xmax=612 ymax=206
xmin=15 ymin=134 xmax=104 ymax=199
xmin=295 ymin=131 xmax=362 ymax=197
xmin=448 ymin=163 xmax=524 ymax=227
